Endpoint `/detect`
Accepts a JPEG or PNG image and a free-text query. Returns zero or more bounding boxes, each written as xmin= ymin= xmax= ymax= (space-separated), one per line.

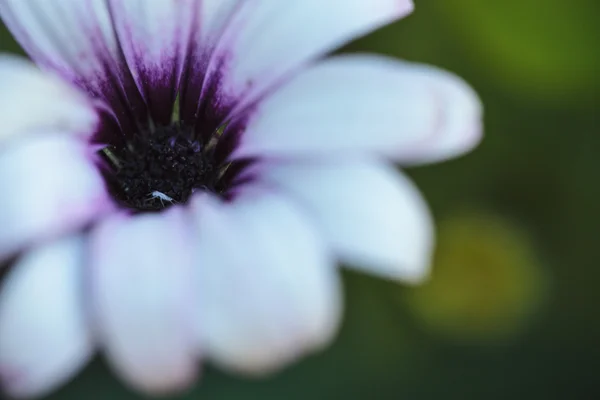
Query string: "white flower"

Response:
xmin=0 ymin=0 xmax=482 ymax=398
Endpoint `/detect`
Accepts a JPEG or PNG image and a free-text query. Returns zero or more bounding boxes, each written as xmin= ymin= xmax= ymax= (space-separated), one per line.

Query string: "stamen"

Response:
xmin=101 ymin=123 xmax=220 ymax=212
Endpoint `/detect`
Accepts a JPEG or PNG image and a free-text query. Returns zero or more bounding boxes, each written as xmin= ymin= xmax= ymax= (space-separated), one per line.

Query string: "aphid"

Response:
xmin=147 ymin=190 xmax=177 ymax=208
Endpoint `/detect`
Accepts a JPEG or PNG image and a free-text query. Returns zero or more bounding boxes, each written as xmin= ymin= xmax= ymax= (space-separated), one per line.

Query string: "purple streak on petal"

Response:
xmin=216 ymin=158 xmax=256 ymax=191
xmin=109 ymin=2 xmax=199 ymax=128
xmin=213 ymin=121 xmax=242 ymax=165
xmin=141 ymin=60 xmax=179 ymax=127
xmin=212 ymin=99 xmax=257 ymax=166
xmin=180 ymin=5 xmax=250 ymax=139
xmin=194 ymin=55 xmax=239 ymax=143
xmin=91 ymin=107 xmax=126 ymax=148
xmin=35 ymin=50 xmax=148 ymax=142
xmin=179 ymin=48 xmax=240 ymax=144
xmin=74 ymin=66 xmax=147 ymax=139
xmin=179 ymin=44 xmax=209 ymax=125
xmin=123 ymin=54 xmax=178 ymax=128
xmin=3 ymin=1 xmax=150 ymax=138
xmin=100 ymin=4 xmax=154 ymax=135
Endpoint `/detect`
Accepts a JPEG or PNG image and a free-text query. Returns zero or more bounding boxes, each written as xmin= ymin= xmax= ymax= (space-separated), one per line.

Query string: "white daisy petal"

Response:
xmin=191 ymin=191 xmax=341 ymax=374
xmin=234 ymin=55 xmax=482 ymax=163
xmin=0 ymin=55 xmax=98 ymax=144
xmin=390 ymin=63 xmax=484 ymax=165
xmin=0 ymin=236 xmax=93 ymax=398
xmin=0 ymin=134 xmax=110 ymax=261
xmin=200 ymin=0 xmax=242 ymax=42
xmin=179 ymin=0 xmax=243 ymax=122
xmin=262 ymin=159 xmax=434 ymax=283
xmin=89 ymin=208 xmax=197 ymax=394
xmin=0 ymin=0 xmax=147 ymax=129
xmin=0 ymin=0 xmax=116 ymax=76
xmin=107 ymin=0 xmax=198 ymax=125
xmin=206 ymin=0 xmax=413 ymax=115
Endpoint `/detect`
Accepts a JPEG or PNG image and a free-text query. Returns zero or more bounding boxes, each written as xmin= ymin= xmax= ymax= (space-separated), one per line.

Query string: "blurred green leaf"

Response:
xmin=435 ymin=0 xmax=600 ymax=104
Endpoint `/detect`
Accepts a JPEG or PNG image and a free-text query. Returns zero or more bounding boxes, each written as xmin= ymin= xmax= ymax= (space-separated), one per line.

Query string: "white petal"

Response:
xmin=0 ymin=236 xmax=93 ymax=398
xmin=191 ymin=191 xmax=341 ymax=374
xmin=0 ymin=55 xmax=98 ymax=144
xmin=390 ymin=63 xmax=484 ymax=165
xmin=89 ymin=208 xmax=197 ymax=394
xmin=0 ymin=0 xmax=115 ymax=77
xmin=107 ymin=0 xmax=198 ymax=125
xmin=199 ymin=0 xmax=243 ymax=40
xmin=0 ymin=134 xmax=111 ymax=261
xmin=178 ymin=0 xmax=243 ymax=122
xmin=234 ymin=55 xmax=482 ymax=164
xmin=262 ymin=159 xmax=434 ymax=283
xmin=0 ymin=0 xmax=147 ymax=129
xmin=206 ymin=0 xmax=413 ymax=115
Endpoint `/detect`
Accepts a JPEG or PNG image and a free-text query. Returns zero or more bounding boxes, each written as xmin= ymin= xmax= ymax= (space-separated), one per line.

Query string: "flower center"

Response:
xmin=101 ymin=124 xmax=221 ymax=212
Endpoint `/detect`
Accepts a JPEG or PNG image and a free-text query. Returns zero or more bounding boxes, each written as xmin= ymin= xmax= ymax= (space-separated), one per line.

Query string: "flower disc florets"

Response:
xmin=102 ymin=124 xmax=219 ymax=212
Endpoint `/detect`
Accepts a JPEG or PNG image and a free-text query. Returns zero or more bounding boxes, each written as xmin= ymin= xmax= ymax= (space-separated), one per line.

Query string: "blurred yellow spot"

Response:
xmin=406 ymin=211 xmax=547 ymax=341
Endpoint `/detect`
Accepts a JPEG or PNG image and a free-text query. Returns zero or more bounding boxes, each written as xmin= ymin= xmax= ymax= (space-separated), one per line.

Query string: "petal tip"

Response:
xmin=401 ymin=261 xmax=433 ymax=286
xmin=399 ymin=0 xmax=415 ymax=17
xmin=117 ymin=364 xmax=198 ymax=397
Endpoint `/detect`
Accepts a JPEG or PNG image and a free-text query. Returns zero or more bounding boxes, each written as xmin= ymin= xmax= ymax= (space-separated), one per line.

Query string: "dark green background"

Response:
xmin=1 ymin=0 xmax=599 ymax=398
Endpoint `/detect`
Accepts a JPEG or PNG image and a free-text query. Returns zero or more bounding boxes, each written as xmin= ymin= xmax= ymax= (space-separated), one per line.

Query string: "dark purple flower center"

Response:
xmin=100 ymin=123 xmax=230 ymax=212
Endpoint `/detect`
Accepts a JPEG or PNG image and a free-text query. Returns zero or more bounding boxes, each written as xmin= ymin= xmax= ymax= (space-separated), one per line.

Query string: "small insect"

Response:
xmin=147 ymin=191 xmax=177 ymax=208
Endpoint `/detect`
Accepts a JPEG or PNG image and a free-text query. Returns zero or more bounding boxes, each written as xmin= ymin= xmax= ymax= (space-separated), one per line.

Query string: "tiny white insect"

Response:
xmin=147 ymin=190 xmax=177 ymax=207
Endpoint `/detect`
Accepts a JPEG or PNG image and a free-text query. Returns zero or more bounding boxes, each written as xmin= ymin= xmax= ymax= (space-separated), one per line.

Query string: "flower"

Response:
xmin=0 ymin=0 xmax=482 ymax=398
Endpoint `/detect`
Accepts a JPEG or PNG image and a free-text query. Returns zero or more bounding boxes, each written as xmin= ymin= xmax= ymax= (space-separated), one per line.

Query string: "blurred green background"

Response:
xmin=1 ymin=0 xmax=599 ymax=399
